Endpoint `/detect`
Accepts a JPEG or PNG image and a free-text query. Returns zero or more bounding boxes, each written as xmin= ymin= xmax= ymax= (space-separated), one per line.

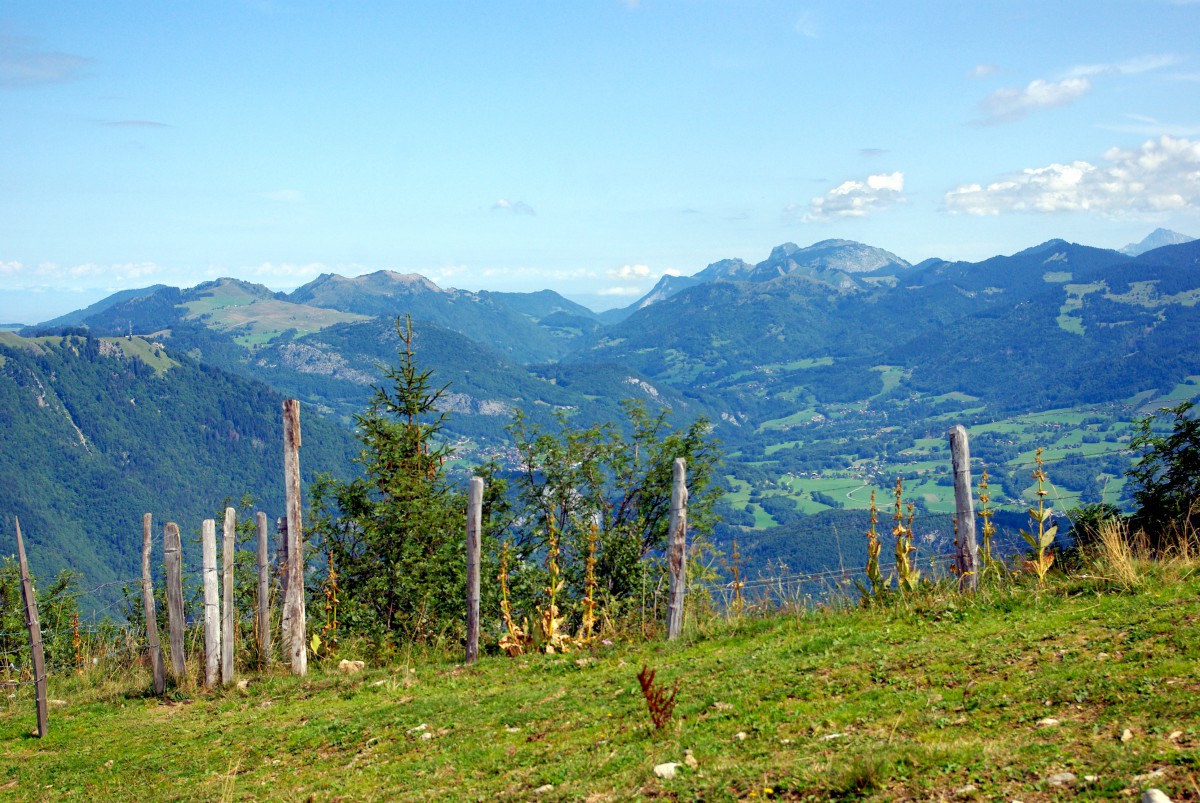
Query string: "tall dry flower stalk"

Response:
xmin=864 ymin=489 xmax=886 ymax=597
xmin=539 ymin=521 xmax=569 ymax=653
xmin=576 ymin=520 xmax=599 ymax=645
xmin=497 ymin=541 xmax=530 ymax=657
xmin=892 ymin=479 xmax=921 ymax=593
xmin=977 ymin=468 xmax=999 ymax=575
xmin=1020 ymin=448 xmax=1057 ymax=584
xmin=637 ymin=664 xmax=679 ymax=731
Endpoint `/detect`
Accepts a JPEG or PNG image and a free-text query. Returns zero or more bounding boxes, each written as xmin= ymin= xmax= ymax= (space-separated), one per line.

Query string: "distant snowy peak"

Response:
xmin=1120 ymin=228 xmax=1196 ymax=256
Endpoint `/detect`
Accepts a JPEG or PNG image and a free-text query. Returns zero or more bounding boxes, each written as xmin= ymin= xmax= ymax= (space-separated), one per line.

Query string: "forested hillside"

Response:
xmin=0 ymin=333 xmax=358 ymax=610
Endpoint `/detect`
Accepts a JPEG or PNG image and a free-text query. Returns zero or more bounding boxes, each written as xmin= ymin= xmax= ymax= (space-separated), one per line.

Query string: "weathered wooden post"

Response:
xmin=201 ymin=518 xmax=221 ymax=688
xmin=256 ymin=511 xmax=271 ymax=668
xmin=221 ymin=506 xmax=236 ymax=685
xmin=282 ymin=399 xmax=307 ymax=676
xmin=142 ymin=513 xmax=166 ymax=695
xmin=665 ymin=458 xmax=688 ymax=641
xmin=949 ymin=424 xmax=980 ymax=592
xmin=465 ymin=476 xmax=483 ymax=664
xmin=14 ymin=518 xmax=48 ymax=738
xmin=164 ymin=522 xmax=187 ymax=680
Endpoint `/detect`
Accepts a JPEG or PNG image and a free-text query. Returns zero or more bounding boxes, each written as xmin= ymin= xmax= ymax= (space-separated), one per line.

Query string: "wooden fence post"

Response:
xmin=277 ymin=515 xmax=289 ymax=651
xmin=949 ymin=424 xmax=980 ymax=592
xmin=257 ymin=511 xmax=271 ymax=668
xmin=142 ymin=513 xmax=166 ymax=695
xmin=221 ymin=507 xmax=236 ymax=685
xmin=282 ymin=399 xmax=307 ymax=676
xmin=201 ymin=518 xmax=221 ymax=688
xmin=14 ymin=518 xmax=48 ymax=738
xmin=164 ymin=522 xmax=187 ymax=681
xmin=465 ymin=476 xmax=483 ymax=664
xmin=666 ymin=458 xmax=688 ymax=641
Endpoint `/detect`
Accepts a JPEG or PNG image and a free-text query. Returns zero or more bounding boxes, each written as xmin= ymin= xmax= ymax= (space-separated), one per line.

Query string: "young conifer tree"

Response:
xmin=310 ymin=316 xmax=465 ymax=642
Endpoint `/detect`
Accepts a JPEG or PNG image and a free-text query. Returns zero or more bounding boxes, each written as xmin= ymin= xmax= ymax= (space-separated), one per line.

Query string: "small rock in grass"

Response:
xmin=819 ymin=732 xmax=846 ymax=742
xmin=1046 ymin=772 xmax=1077 ymax=787
xmin=504 ymin=726 xmax=521 ymax=734
xmin=1168 ymin=731 xmax=1183 ymax=742
xmin=955 ymin=784 xmax=977 ymax=797
xmin=338 ymin=659 xmax=366 ymax=674
xmin=683 ymin=749 xmax=698 ymax=769
xmin=407 ymin=723 xmax=428 ymax=735
xmin=1036 ymin=717 xmax=1060 ymax=728
xmin=533 ymin=784 xmax=554 ymax=795
xmin=733 ymin=731 xmax=748 ymax=741
xmin=1142 ymin=790 xmax=1171 ymax=803
xmin=654 ymin=762 xmax=680 ymax=780
xmin=1122 ymin=728 xmax=1134 ymax=743
xmin=1133 ymin=769 xmax=1166 ymax=783
xmin=1084 ymin=775 xmax=1099 ymax=783
xmin=419 ymin=732 xmax=432 ymax=741
xmin=236 ymin=679 xmax=250 ymax=691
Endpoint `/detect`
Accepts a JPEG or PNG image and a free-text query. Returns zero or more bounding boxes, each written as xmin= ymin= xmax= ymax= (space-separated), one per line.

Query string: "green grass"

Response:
xmin=2 ymin=566 xmax=1198 ymax=801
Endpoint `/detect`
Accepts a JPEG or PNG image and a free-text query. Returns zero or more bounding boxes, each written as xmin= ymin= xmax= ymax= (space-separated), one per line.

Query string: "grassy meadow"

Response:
xmin=1 ymin=549 xmax=1198 ymax=801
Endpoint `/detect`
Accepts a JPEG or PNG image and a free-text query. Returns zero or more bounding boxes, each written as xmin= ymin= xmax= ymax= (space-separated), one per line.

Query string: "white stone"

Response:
xmin=733 ymin=731 xmax=748 ymax=741
xmin=533 ymin=784 xmax=554 ymax=795
xmin=654 ymin=762 xmax=680 ymax=780
xmin=338 ymin=659 xmax=365 ymax=674
xmin=1142 ymin=790 xmax=1171 ymax=803
xmin=1122 ymin=728 xmax=1134 ymax=743
xmin=1046 ymin=772 xmax=1077 ymax=787
xmin=1036 ymin=717 xmax=1060 ymax=728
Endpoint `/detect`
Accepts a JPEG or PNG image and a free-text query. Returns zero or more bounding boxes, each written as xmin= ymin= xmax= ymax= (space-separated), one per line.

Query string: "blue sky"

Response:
xmin=2 ymin=1 xmax=1199 ymax=323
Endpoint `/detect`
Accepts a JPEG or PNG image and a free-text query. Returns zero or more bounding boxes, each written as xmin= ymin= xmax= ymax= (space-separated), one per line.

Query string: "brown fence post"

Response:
xmin=164 ymin=522 xmax=186 ymax=681
xmin=282 ymin=399 xmax=307 ymax=676
xmin=949 ymin=424 xmax=980 ymax=592
xmin=142 ymin=513 xmax=166 ymax=695
xmin=256 ymin=511 xmax=271 ymax=668
xmin=465 ymin=476 xmax=483 ymax=664
xmin=666 ymin=458 xmax=688 ymax=641
xmin=14 ymin=518 xmax=48 ymax=738
xmin=221 ymin=507 xmax=236 ymax=685
xmin=201 ymin=518 xmax=221 ymax=688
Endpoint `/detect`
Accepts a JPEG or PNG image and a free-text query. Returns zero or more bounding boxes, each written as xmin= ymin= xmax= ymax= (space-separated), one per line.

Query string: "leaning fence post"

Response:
xmin=14 ymin=518 xmax=48 ymax=738
xmin=465 ymin=476 xmax=483 ymax=664
xmin=142 ymin=513 xmax=166 ymax=695
xmin=201 ymin=518 xmax=221 ymax=688
xmin=164 ymin=522 xmax=186 ymax=681
xmin=949 ymin=424 xmax=980 ymax=592
xmin=221 ymin=507 xmax=236 ymax=685
xmin=282 ymin=399 xmax=307 ymax=676
xmin=666 ymin=458 xmax=688 ymax=641
xmin=256 ymin=511 xmax=271 ymax=668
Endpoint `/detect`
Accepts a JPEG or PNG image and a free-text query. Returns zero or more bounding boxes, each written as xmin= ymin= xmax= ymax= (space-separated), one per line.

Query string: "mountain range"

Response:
xmin=6 ymin=229 xmax=1200 ymax=605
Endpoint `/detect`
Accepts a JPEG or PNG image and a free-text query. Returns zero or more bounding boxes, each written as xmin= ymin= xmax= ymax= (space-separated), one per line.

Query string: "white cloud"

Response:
xmin=597 ymin=286 xmax=644 ymax=297
xmin=492 ymin=198 xmax=535 ymax=215
xmin=608 ymin=264 xmax=651 ymax=281
xmin=794 ymin=11 xmax=817 ymax=38
xmin=0 ymin=33 xmax=90 ymax=88
xmin=968 ymin=64 xmax=999 ymax=79
xmin=261 ymin=189 xmax=304 ymax=203
xmin=0 ymin=261 xmax=22 ymax=276
xmin=1066 ymin=54 xmax=1180 ymax=79
xmin=1099 ymin=114 xmax=1200 ymax=138
xmin=805 ymin=172 xmax=905 ymax=220
xmin=944 ymin=135 xmax=1200 ymax=215
xmin=979 ymin=77 xmax=1091 ymax=123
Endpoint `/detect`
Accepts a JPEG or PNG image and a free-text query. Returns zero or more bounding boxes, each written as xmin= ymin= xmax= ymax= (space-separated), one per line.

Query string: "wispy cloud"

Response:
xmin=0 ymin=33 xmax=90 ymax=89
xmin=944 ymin=136 xmax=1200 ymax=215
xmin=1065 ymin=54 xmax=1181 ymax=79
xmin=492 ymin=198 xmax=535 ymax=215
xmin=967 ymin=64 xmax=999 ymax=79
xmin=794 ymin=10 xmax=818 ymax=38
xmin=805 ymin=172 xmax=905 ymax=220
xmin=101 ymin=119 xmax=172 ymax=129
xmin=1099 ymin=113 xmax=1200 ymax=138
xmin=976 ymin=54 xmax=1177 ymax=125
xmin=859 ymin=148 xmax=888 ymax=158
xmin=978 ymin=77 xmax=1091 ymax=124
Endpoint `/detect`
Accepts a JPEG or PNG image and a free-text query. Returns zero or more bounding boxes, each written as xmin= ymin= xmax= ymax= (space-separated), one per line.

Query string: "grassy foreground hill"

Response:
xmin=1 ymin=560 xmax=1197 ymax=801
